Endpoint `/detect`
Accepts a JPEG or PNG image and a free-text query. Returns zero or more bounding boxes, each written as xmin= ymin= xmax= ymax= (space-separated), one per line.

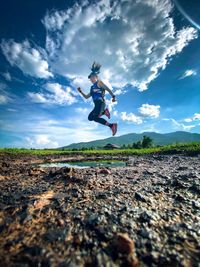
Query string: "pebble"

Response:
xmin=112 ymin=233 xmax=135 ymax=254
xmin=134 ymin=192 xmax=148 ymax=202
xmin=99 ymin=168 xmax=111 ymax=175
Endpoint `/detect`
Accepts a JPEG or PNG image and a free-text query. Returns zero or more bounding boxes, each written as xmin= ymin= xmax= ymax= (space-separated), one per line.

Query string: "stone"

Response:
xmin=112 ymin=233 xmax=135 ymax=255
xmin=139 ymin=211 xmax=153 ymax=223
xmin=135 ymin=192 xmax=148 ymax=202
xmin=99 ymin=168 xmax=111 ymax=175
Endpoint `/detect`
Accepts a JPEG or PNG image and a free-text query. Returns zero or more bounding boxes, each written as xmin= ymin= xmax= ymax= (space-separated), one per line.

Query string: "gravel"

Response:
xmin=0 ymin=153 xmax=199 ymax=266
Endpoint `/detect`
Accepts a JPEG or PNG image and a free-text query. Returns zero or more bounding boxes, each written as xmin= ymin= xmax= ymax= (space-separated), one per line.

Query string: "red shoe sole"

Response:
xmin=112 ymin=123 xmax=117 ymax=136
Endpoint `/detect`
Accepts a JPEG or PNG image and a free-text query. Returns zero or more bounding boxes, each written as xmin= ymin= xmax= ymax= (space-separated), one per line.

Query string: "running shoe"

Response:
xmin=111 ymin=123 xmax=117 ymax=136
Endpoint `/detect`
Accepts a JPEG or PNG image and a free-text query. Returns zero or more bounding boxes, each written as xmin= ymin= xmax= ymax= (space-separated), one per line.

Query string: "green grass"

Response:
xmin=1 ymin=142 xmax=200 ymax=156
xmin=0 ymin=148 xmax=73 ymax=155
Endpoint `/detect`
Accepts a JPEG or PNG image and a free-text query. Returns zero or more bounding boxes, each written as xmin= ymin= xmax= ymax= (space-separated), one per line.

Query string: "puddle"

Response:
xmin=39 ymin=160 xmax=126 ymax=169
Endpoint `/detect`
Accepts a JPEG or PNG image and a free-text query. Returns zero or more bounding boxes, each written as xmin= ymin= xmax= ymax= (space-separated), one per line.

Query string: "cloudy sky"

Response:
xmin=0 ymin=0 xmax=200 ymax=148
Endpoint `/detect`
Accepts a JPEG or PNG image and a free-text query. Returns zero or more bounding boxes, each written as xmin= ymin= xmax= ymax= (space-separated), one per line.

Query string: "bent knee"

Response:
xmin=88 ymin=115 xmax=94 ymax=121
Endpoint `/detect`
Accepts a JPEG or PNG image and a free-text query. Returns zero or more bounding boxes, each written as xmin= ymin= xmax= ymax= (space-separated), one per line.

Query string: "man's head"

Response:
xmin=88 ymin=62 xmax=101 ymax=83
xmin=88 ymin=73 xmax=98 ymax=83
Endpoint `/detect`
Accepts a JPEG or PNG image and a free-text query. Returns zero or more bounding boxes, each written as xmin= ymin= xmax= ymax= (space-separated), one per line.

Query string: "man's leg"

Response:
xmin=99 ymin=108 xmax=110 ymax=119
xmin=93 ymin=101 xmax=118 ymax=135
xmin=88 ymin=108 xmax=96 ymax=121
xmin=93 ymin=100 xmax=109 ymax=125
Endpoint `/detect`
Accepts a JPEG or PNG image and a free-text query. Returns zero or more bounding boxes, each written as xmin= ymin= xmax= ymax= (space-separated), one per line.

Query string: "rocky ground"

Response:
xmin=0 ymin=153 xmax=199 ymax=267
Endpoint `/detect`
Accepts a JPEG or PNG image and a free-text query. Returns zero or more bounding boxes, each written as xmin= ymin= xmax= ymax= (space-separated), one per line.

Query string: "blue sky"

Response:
xmin=0 ymin=0 xmax=200 ymax=148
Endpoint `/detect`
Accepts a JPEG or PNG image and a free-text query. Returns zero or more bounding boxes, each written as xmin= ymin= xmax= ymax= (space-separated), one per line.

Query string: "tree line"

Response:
xmin=65 ymin=135 xmax=154 ymax=151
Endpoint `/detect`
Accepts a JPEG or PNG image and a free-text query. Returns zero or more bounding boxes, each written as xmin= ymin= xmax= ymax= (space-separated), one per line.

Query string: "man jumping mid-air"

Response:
xmin=77 ymin=62 xmax=117 ymax=136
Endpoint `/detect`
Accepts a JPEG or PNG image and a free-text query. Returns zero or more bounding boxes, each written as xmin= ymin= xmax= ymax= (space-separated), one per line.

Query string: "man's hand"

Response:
xmin=77 ymin=87 xmax=82 ymax=93
xmin=112 ymin=96 xmax=116 ymax=102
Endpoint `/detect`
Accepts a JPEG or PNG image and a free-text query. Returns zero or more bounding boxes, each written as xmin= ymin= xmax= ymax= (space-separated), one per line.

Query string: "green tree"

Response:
xmin=132 ymin=141 xmax=142 ymax=149
xmin=142 ymin=135 xmax=153 ymax=148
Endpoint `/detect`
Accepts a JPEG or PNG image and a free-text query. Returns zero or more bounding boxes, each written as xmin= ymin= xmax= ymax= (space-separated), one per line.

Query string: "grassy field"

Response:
xmin=0 ymin=142 xmax=200 ymax=156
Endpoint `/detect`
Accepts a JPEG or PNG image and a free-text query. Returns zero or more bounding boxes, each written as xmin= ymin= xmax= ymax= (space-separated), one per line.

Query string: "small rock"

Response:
xmin=43 ymin=229 xmax=67 ymax=242
xmin=139 ymin=211 xmax=152 ymax=223
xmin=189 ymin=184 xmax=200 ymax=194
xmin=0 ymin=175 xmax=5 ymax=180
xmin=113 ymin=233 xmax=135 ymax=254
xmin=21 ymin=245 xmax=43 ymax=257
xmin=138 ymin=228 xmax=149 ymax=238
xmin=125 ymin=254 xmax=140 ymax=267
xmin=23 ymin=214 xmax=33 ymax=223
xmin=177 ymin=166 xmax=188 ymax=171
xmin=135 ymin=192 xmax=148 ymax=202
xmin=192 ymin=200 xmax=200 ymax=209
xmin=96 ymin=192 xmax=107 ymax=199
xmin=69 ymin=188 xmax=81 ymax=198
xmin=99 ymin=168 xmax=111 ymax=175
xmin=86 ymin=214 xmax=107 ymax=226
xmin=175 ymin=194 xmax=186 ymax=202
xmin=58 ymin=219 xmax=65 ymax=226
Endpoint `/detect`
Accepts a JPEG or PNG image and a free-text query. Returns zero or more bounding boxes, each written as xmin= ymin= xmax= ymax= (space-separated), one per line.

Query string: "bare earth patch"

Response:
xmin=0 ymin=153 xmax=199 ymax=266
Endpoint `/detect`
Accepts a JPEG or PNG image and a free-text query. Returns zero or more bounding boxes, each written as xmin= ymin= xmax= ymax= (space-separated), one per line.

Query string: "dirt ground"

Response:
xmin=0 ymin=153 xmax=199 ymax=267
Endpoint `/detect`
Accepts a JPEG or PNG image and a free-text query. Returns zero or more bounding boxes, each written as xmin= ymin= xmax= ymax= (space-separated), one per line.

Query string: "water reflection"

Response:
xmin=39 ymin=160 xmax=126 ymax=169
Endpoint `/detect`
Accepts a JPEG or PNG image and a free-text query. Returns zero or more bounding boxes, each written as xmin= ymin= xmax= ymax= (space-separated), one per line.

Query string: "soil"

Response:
xmin=0 ymin=153 xmax=199 ymax=267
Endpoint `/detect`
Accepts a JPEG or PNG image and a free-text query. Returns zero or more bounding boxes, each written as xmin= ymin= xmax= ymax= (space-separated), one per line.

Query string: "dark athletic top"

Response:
xmin=90 ymin=81 xmax=105 ymax=102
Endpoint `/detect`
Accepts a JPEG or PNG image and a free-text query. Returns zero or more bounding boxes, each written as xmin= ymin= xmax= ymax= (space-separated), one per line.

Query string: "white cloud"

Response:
xmin=28 ymin=82 xmax=77 ymax=105
xmin=2 ymin=72 xmax=11 ymax=81
xmin=184 ymin=118 xmax=193 ymax=123
xmin=105 ymin=98 xmax=117 ymax=112
xmin=0 ymin=82 xmax=7 ymax=90
xmin=27 ymin=92 xmax=48 ymax=103
xmin=138 ymin=104 xmax=160 ymax=118
xmin=114 ymin=88 xmax=127 ymax=96
xmin=180 ymin=69 xmax=197 ymax=79
xmin=45 ymin=83 xmax=77 ymax=104
xmin=0 ymin=95 xmax=8 ymax=104
xmin=163 ymin=118 xmax=195 ymax=131
xmin=7 ymin=108 xmax=17 ymax=112
xmin=0 ymin=83 xmax=10 ymax=104
xmin=183 ymin=125 xmax=196 ymax=131
xmin=75 ymin=107 xmax=90 ymax=114
xmin=119 ymin=103 xmax=161 ymax=124
xmin=71 ymin=76 xmax=91 ymax=92
xmin=7 ymin=113 xmax=107 ymax=147
xmin=184 ymin=113 xmax=200 ymax=122
xmin=26 ymin=135 xmax=58 ymax=148
xmin=1 ymin=40 xmax=53 ymax=79
xmin=43 ymin=0 xmax=197 ymax=91
xmin=120 ymin=111 xmax=143 ymax=124
xmin=45 ymin=119 xmax=60 ymax=125
xmin=113 ymin=110 xmax=118 ymax=117
xmin=0 ymin=84 xmax=17 ymax=106
xmin=194 ymin=113 xmax=200 ymax=120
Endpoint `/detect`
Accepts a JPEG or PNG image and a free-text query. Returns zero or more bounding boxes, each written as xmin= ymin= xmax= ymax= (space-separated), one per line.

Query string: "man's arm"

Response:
xmin=98 ymin=80 xmax=116 ymax=100
xmin=77 ymin=87 xmax=91 ymax=99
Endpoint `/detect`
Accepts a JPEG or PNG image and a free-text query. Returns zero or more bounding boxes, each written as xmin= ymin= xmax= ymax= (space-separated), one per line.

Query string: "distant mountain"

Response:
xmin=59 ymin=131 xmax=200 ymax=149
